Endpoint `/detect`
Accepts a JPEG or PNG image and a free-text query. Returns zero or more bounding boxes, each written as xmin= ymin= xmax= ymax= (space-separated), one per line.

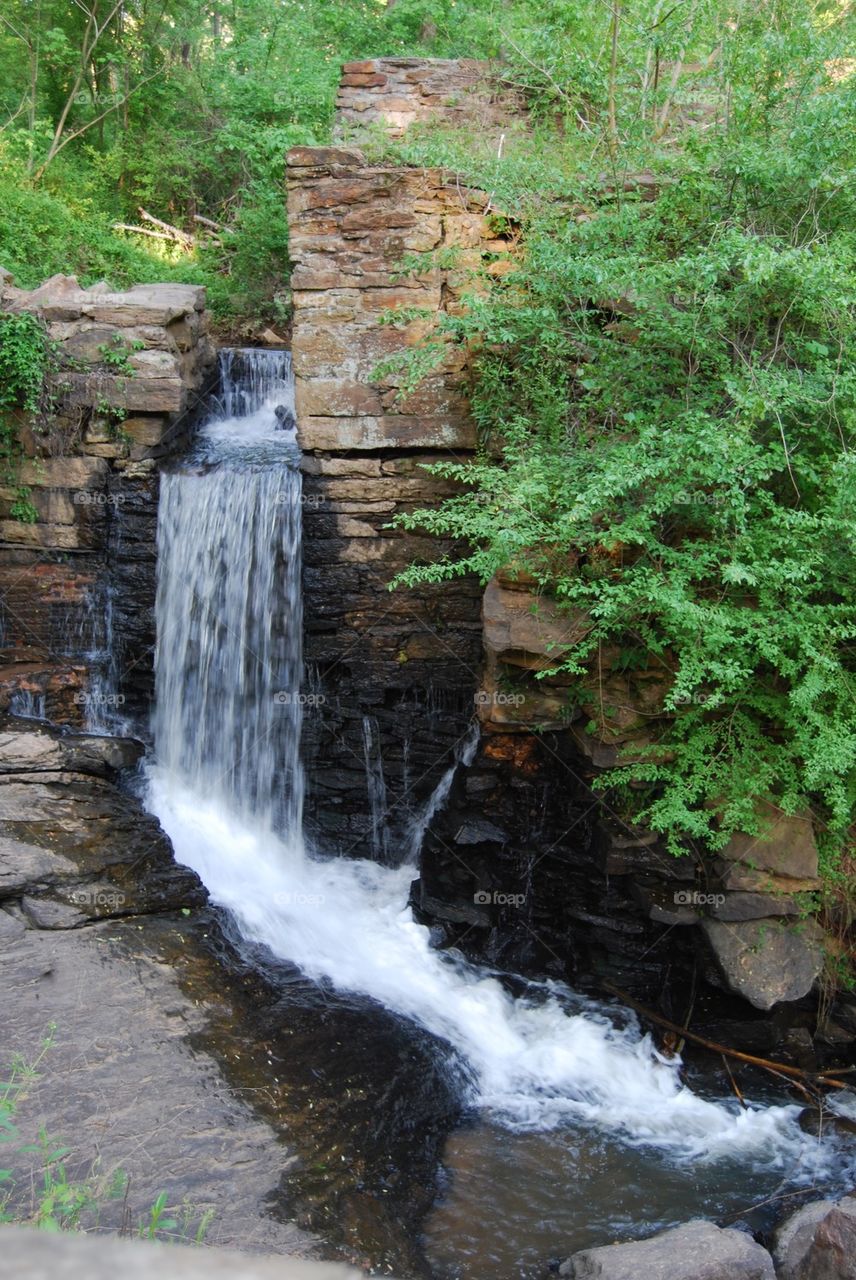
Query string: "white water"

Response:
xmin=147 ymin=348 xmax=842 ymax=1179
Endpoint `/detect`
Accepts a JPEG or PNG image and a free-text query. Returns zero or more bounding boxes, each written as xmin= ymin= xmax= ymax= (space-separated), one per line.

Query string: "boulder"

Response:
xmin=701 ymin=919 xmax=825 ymax=1010
xmin=773 ymin=1200 xmax=837 ymax=1280
xmin=559 ymin=1219 xmax=775 ymax=1279
xmin=797 ymin=1198 xmax=856 ymax=1280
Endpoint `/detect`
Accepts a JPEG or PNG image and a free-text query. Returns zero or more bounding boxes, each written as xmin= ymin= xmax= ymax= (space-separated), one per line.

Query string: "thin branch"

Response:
xmin=33 ymin=70 xmax=160 ymax=180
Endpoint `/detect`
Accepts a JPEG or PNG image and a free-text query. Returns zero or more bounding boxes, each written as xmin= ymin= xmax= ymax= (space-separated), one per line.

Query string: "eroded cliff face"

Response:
xmin=0 ymin=276 xmax=215 ymax=725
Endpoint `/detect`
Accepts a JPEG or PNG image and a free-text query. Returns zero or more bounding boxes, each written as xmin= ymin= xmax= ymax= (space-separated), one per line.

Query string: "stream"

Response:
xmin=145 ymin=349 xmax=855 ymax=1276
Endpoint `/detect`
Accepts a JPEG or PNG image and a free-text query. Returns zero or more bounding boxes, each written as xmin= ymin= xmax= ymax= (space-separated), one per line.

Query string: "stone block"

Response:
xmin=297 ymin=415 xmax=476 ymax=452
xmin=483 ymin=577 xmax=588 ymax=666
xmin=721 ymin=801 xmax=818 ymax=880
xmin=701 ymin=918 xmax=825 ymax=1010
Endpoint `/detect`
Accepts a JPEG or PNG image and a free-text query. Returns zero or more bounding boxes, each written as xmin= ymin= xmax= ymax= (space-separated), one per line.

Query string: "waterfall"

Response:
xmin=9 ymin=689 xmax=46 ymax=721
xmin=82 ymin=577 xmax=133 ymax=736
xmin=361 ymin=715 xmax=390 ymax=862
xmin=152 ymin=348 xmax=303 ymax=833
xmin=405 ymin=722 xmax=480 ymax=863
xmin=218 ymin=347 xmax=295 ymax=421
xmin=146 ymin=348 xmax=841 ymax=1179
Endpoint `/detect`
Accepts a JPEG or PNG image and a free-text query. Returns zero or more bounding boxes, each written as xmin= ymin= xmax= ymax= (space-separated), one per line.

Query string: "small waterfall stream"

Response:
xmin=146 ymin=347 xmax=851 ymax=1271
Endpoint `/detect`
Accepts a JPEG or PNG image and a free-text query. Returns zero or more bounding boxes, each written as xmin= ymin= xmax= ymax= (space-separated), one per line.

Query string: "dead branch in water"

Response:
xmin=602 ymin=981 xmax=850 ymax=1091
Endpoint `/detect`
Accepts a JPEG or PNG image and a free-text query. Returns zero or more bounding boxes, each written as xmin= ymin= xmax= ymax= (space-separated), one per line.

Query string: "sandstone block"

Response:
xmin=721 ymin=801 xmax=818 ymax=880
xmin=701 ymin=918 xmax=825 ymax=1009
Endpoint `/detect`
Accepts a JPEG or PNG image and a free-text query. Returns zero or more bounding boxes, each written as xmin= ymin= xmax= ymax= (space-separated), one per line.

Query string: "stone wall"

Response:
xmin=0 ymin=275 xmax=215 ymax=726
xmin=287 ymin=142 xmax=514 ymax=857
xmin=335 ymin=57 xmax=524 ymax=140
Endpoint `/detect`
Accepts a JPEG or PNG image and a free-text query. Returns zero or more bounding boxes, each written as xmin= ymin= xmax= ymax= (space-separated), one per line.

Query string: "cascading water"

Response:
xmin=152 ymin=349 xmax=303 ymax=834
xmin=361 ymin=714 xmax=391 ymax=863
xmin=147 ymin=348 xmax=851 ymax=1248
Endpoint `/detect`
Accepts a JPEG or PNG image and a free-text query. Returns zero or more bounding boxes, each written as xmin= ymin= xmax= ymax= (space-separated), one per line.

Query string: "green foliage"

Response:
xmin=0 ymin=312 xmax=49 ymax=415
xmin=386 ymin=4 xmax=856 ymax=878
xmin=0 ymin=311 xmax=50 ymax=518
xmin=0 ymin=0 xmax=535 ymax=323
xmin=97 ymin=333 xmax=142 ymax=375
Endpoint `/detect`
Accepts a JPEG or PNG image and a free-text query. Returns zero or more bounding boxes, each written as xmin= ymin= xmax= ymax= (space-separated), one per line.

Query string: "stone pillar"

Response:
xmin=287 ymin=143 xmax=511 ymax=857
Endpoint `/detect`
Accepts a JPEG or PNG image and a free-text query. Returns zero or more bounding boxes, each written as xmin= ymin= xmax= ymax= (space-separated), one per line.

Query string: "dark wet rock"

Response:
xmin=701 ymin=919 xmax=825 ymax=1011
xmin=632 ymin=881 xmax=698 ymax=925
xmin=798 ymin=1110 xmax=856 ymax=1139
xmin=559 ymin=1218 xmax=775 ymax=1279
xmin=177 ymin=914 xmax=464 ymax=1277
xmin=453 ymin=817 xmax=509 ymax=845
xmin=0 ymin=764 xmax=205 ymax=922
xmin=416 ymin=889 xmax=491 ymax=927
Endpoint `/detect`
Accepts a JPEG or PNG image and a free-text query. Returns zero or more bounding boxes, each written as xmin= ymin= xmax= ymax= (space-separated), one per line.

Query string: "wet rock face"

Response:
xmin=450 ymin=572 xmax=832 ymax=1015
xmin=0 ymin=719 xmax=204 ymax=921
xmin=0 ymin=276 xmax=215 ymax=727
xmin=413 ymin=730 xmax=700 ymax=1000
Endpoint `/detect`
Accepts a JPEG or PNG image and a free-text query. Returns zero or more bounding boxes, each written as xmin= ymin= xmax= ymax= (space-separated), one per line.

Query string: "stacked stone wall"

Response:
xmin=0 ymin=276 xmax=215 ymax=724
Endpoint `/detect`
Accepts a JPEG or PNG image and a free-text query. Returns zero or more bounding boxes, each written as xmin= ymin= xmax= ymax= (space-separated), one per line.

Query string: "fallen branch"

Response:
xmin=193 ymin=214 xmax=223 ymax=230
xmin=722 ymin=1053 xmax=747 ymax=1109
xmin=138 ymin=207 xmax=194 ymax=246
xmin=602 ymin=981 xmax=849 ymax=1091
xmin=112 ymin=222 xmax=189 ymax=244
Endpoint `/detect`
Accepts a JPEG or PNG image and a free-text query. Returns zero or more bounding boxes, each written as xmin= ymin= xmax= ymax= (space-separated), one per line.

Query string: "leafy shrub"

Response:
xmin=387 ymin=52 xmax=856 ymax=872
